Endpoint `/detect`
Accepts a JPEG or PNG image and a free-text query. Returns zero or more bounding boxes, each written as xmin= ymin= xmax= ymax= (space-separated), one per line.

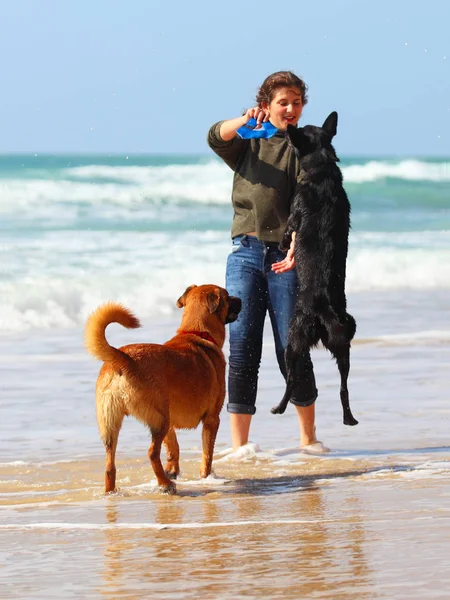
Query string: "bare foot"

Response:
xmin=300 ymin=441 xmax=331 ymax=455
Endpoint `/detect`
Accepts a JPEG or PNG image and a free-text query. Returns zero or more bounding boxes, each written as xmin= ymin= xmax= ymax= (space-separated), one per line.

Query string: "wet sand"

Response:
xmin=2 ymin=452 xmax=450 ymax=599
xmin=1 ymin=317 xmax=450 ymax=599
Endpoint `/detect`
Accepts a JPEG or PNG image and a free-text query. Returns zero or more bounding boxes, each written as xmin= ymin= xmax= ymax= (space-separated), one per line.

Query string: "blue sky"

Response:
xmin=1 ymin=0 xmax=449 ymax=156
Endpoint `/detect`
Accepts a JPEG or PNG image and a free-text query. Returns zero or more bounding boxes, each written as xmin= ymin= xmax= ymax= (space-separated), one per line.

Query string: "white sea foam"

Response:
xmin=2 ymin=501 xmax=449 ymax=531
xmin=217 ymin=450 xmax=450 ymax=478
xmin=214 ymin=442 xmax=274 ymax=463
xmin=1 ymin=230 xmax=228 ymax=331
xmin=0 ymin=519 xmax=354 ymax=531
xmin=61 ymin=159 xmax=450 ymax=185
xmin=131 ymin=473 xmax=229 ymax=490
xmin=2 ymin=229 xmax=450 ymax=331
xmin=355 ymin=330 xmax=450 ymax=346
xmin=0 ymin=162 xmax=232 ymax=211
xmin=352 ymin=230 xmax=450 ymax=250
xmin=1 ymin=160 xmax=449 ymax=216
xmin=362 ymin=461 xmax=450 ymax=479
xmin=215 ymin=444 xmax=331 ymax=464
xmin=346 ymin=247 xmax=450 ymax=291
xmin=0 ymin=488 xmax=90 ymax=499
xmin=342 ymin=159 xmax=450 ymax=183
xmin=65 ymin=161 xmax=224 ymax=184
xmin=177 ymin=473 xmax=229 ymax=486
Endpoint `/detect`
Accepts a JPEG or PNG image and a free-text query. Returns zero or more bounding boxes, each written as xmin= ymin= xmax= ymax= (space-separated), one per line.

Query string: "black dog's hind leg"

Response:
xmin=331 ymin=343 xmax=358 ymax=426
xmin=271 ymin=344 xmax=295 ymax=414
xmin=270 ymin=376 xmax=294 ymax=415
xmin=271 ymin=346 xmax=317 ymax=414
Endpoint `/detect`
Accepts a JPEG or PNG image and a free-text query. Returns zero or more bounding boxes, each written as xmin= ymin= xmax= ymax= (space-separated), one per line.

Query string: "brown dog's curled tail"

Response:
xmin=85 ymin=302 xmax=141 ymax=368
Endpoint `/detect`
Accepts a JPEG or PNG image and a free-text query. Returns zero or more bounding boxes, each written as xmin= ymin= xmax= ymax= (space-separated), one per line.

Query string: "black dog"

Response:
xmin=271 ymin=112 xmax=358 ymax=426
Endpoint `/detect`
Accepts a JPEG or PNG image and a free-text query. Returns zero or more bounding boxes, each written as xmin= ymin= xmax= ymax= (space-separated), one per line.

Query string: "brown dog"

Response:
xmin=85 ymin=284 xmax=241 ymax=494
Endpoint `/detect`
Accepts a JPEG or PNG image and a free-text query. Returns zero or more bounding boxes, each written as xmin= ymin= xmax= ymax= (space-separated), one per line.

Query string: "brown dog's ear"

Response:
xmin=176 ymin=285 xmax=197 ymax=308
xmin=206 ymin=290 xmax=221 ymax=314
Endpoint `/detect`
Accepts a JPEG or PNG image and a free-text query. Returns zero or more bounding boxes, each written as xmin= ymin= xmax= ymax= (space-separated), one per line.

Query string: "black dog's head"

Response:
xmin=286 ymin=111 xmax=338 ymax=159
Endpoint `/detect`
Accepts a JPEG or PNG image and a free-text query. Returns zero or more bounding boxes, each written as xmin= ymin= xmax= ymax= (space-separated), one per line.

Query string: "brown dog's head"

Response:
xmin=177 ymin=284 xmax=241 ymax=324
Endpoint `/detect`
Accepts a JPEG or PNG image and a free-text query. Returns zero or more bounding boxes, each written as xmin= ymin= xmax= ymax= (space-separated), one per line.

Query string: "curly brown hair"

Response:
xmin=256 ymin=71 xmax=308 ymax=107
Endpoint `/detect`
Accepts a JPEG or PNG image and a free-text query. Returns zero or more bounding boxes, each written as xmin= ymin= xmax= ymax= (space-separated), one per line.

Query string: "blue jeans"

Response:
xmin=225 ymin=234 xmax=316 ymax=415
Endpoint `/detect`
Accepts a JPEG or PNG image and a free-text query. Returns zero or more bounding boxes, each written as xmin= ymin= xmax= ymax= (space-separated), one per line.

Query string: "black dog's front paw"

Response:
xmin=279 ymin=229 xmax=293 ymax=252
xmin=279 ymin=237 xmax=291 ymax=253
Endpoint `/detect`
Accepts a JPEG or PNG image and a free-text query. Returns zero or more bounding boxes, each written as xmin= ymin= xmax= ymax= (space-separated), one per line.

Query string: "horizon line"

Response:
xmin=0 ymin=151 xmax=449 ymax=160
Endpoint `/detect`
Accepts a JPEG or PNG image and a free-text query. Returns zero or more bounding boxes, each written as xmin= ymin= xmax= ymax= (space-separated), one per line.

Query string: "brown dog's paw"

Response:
xmin=199 ymin=468 xmax=212 ymax=479
xmin=160 ymin=483 xmax=176 ymax=495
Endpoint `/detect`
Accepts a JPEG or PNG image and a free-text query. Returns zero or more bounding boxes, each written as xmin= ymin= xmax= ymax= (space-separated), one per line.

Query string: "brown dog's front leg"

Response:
xmin=200 ymin=415 xmax=220 ymax=478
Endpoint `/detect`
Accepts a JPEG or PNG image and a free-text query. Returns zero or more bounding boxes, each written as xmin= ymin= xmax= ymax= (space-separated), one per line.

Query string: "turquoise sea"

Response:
xmin=1 ymin=153 xmax=450 ymax=599
xmin=2 ymin=153 xmax=450 ymax=331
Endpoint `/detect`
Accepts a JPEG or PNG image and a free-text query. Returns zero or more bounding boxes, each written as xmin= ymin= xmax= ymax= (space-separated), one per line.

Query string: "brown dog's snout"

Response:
xmin=226 ymin=296 xmax=242 ymax=324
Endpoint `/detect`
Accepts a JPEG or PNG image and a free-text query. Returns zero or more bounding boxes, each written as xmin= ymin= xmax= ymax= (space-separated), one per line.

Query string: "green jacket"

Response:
xmin=207 ymin=121 xmax=300 ymax=242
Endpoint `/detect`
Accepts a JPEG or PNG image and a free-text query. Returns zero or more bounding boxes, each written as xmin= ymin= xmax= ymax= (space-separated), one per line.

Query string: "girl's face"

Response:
xmin=263 ymin=86 xmax=303 ymax=131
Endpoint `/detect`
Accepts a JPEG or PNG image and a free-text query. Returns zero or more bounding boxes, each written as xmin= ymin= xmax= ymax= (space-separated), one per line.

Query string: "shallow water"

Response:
xmin=2 ymin=457 xmax=450 ymax=599
xmin=1 ymin=291 xmax=450 ymax=599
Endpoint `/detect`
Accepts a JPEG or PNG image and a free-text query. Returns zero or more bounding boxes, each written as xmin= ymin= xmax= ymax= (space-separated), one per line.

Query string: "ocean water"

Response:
xmin=2 ymin=153 xmax=450 ymax=331
xmin=1 ymin=153 xmax=450 ymax=599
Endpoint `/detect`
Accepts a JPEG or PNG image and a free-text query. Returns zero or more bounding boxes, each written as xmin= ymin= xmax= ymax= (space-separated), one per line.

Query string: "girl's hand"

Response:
xmin=271 ymin=232 xmax=296 ymax=273
xmin=243 ymin=106 xmax=269 ymax=129
xmin=271 ymin=250 xmax=295 ymax=273
xmin=219 ymin=107 xmax=269 ymax=141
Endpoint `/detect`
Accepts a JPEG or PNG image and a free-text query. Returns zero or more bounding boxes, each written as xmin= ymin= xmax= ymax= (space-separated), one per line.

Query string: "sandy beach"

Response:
xmin=1 ymin=298 xmax=450 ymax=599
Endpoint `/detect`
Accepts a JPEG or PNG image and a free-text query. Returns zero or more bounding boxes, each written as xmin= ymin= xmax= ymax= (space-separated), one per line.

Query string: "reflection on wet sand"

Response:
xmin=98 ymin=479 xmax=374 ymax=599
xmin=100 ymin=504 xmax=128 ymax=597
xmin=2 ymin=451 xmax=448 ymax=599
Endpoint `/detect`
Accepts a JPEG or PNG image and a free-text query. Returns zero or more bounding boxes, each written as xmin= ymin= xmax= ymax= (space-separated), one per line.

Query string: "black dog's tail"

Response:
xmin=270 ymin=379 xmax=293 ymax=415
xmin=319 ymin=307 xmax=356 ymax=347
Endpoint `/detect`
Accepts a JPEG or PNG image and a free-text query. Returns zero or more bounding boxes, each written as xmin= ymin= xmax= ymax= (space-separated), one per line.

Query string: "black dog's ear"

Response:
xmin=322 ymin=112 xmax=338 ymax=139
xmin=176 ymin=284 xmax=197 ymax=308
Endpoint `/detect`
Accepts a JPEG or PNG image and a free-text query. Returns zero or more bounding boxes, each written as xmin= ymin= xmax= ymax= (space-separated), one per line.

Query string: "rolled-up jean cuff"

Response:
xmin=289 ymin=392 xmax=318 ymax=408
xmin=227 ymin=403 xmax=256 ymax=415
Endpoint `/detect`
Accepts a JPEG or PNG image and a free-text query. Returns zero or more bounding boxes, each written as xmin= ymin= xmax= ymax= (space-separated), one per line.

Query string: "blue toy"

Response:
xmin=236 ymin=118 xmax=278 ymax=139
